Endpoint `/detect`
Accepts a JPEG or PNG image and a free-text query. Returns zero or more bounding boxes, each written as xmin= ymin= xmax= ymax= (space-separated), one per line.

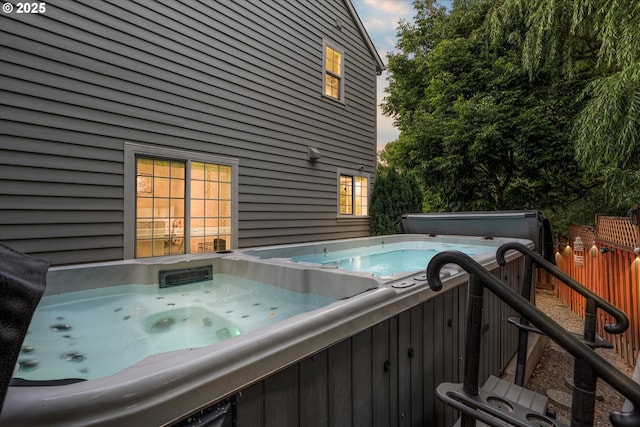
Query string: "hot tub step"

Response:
xmin=439 ymin=375 xmax=564 ymax=427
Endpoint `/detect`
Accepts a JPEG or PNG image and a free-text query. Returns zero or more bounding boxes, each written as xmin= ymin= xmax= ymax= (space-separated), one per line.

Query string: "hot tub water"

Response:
xmin=292 ymin=241 xmax=490 ymax=277
xmin=17 ymin=275 xmax=335 ymax=381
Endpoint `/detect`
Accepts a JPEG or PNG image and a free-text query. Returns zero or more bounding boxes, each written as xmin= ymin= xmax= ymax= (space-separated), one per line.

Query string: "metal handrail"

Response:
xmin=497 ymin=242 xmax=630 ymax=425
xmin=496 ymin=242 xmax=629 ymax=334
xmin=426 ymin=250 xmax=640 ymax=427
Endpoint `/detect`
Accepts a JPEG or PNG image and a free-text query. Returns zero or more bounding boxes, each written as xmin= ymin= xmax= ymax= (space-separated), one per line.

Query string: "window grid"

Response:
xmin=339 ymin=173 xmax=369 ymax=217
xmin=135 ymin=157 xmax=232 ymax=258
xmin=190 ymin=162 xmax=232 ymax=254
xmin=324 ymin=44 xmax=343 ymax=100
xmin=354 ymin=176 xmax=368 ymax=216
xmin=325 ymin=74 xmax=340 ymax=99
xmin=340 ymin=175 xmax=353 ymax=214
xmin=136 ymin=158 xmax=186 ymax=257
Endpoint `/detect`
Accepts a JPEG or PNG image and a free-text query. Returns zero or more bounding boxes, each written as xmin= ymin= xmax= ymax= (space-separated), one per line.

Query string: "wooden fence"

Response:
xmin=554 ymin=213 xmax=640 ymax=367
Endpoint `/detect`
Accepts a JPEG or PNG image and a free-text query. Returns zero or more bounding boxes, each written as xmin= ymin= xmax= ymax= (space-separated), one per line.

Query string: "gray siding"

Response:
xmin=0 ymin=0 xmax=381 ymax=264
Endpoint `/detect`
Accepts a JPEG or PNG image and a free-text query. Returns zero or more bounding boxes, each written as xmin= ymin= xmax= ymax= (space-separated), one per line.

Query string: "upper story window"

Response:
xmin=324 ymin=42 xmax=344 ymax=102
xmin=124 ymin=143 xmax=238 ymax=259
xmin=338 ymin=171 xmax=369 ymax=216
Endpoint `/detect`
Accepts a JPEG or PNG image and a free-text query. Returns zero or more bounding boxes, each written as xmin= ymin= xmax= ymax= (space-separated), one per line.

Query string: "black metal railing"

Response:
xmin=496 ymin=242 xmax=628 ymax=426
xmin=426 ymin=249 xmax=640 ymax=427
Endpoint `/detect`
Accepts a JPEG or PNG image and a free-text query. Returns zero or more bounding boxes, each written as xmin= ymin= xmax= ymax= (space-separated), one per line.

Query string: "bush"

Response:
xmin=369 ymin=168 xmax=423 ymax=235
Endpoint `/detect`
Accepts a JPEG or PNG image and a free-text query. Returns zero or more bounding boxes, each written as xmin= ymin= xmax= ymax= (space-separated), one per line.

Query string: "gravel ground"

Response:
xmin=527 ymin=290 xmax=634 ymax=426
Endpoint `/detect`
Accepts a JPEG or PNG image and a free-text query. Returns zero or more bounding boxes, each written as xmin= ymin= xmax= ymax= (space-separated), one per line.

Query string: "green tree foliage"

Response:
xmin=488 ymin=0 xmax=640 ymax=208
xmin=369 ymin=167 xmax=423 ymax=235
xmin=382 ymin=0 xmax=589 ymax=211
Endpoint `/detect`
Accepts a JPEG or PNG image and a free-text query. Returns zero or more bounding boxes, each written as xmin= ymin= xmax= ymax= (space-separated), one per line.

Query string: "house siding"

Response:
xmin=0 ymin=0 xmax=380 ymax=264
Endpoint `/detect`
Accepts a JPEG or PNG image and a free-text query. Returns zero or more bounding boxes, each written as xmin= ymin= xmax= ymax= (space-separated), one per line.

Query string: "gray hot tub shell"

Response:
xmin=1 ymin=235 xmax=534 ymax=426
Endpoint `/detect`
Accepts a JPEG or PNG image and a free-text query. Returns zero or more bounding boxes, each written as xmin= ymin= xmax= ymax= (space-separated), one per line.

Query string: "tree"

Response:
xmin=382 ymin=0 xmax=589 ymax=211
xmin=369 ymin=167 xmax=423 ymax=235
xmin=488 ymin=0 xmax=640 ymax=208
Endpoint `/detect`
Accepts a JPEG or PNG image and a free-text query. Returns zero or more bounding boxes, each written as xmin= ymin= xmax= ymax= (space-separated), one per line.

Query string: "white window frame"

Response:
xmin=124 ymin=143 xmax=239 ymax=259
xmin=323 ymin=40 xmax=345 ymax=103
xmin=336 ymin=168 xmax=370 ymax=218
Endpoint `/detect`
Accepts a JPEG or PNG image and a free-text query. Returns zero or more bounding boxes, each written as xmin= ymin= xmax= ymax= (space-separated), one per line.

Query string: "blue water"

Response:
xmin=16 ymin=275 xmax=334 ymax=381
xmin=293 ymin=242 xmax=491 ymax=277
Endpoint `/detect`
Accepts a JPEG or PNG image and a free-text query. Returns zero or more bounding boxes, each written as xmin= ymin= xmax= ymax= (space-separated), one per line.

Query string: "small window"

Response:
xmin=340 ymin=175 xmax=353 ymax=214
xmin=324 ymin=42 xmax=344 ymax=101
xmin=338 ymin=172 xmax=368 ymax=216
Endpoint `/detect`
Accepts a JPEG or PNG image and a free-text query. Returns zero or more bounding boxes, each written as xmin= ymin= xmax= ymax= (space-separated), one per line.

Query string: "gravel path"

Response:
xmin=527 ymin=290 xmax=634 ymax=426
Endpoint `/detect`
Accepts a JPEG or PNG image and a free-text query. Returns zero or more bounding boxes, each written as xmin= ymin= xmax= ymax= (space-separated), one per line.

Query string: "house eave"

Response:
xmin=344 ymin=0 xmax=386 ymax=75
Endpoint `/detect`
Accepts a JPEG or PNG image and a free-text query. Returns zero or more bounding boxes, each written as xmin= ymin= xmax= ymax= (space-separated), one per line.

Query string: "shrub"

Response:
xmin=370 ymin=168 xmax=423 ymax=235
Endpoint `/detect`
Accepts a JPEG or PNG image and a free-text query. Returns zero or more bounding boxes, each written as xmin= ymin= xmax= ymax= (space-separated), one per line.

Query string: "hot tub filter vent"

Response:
xmin=159 ymin=266 xmax=213 ymax=288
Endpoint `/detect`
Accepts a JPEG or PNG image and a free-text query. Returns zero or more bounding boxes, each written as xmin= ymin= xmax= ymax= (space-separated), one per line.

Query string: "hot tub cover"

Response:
xmin=398 ymin=210 xmax=554 ymax=263
xmin=0 ymin=243 xmax=49 ymax=414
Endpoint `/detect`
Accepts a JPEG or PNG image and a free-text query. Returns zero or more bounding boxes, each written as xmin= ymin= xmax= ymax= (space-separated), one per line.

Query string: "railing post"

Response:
xmin=571 ymin=357 xmax=597 ymax=427
xmin=461 ymin=272 xmax=483 ymax=427
xmin=464 ymin=273 xmax=483 ymax=396
xmin=514 ymin=254 xmax=534 ymax=386
xmin=571 ymin=298 xmax=599 ymax=427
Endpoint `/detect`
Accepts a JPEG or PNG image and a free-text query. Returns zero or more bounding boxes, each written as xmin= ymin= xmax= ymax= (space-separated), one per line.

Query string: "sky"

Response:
xmin=350 ymin=0 xmax=452 ymax=151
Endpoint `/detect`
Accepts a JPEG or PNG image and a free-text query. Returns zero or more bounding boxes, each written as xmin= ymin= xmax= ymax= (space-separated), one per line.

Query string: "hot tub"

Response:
xmin=238 ymin=234 xmax=511 ymax=281
xmin=1 ymin=235 xmax=533 ymax=426
xmin=3 ymin=253 xmax=384 ymax=426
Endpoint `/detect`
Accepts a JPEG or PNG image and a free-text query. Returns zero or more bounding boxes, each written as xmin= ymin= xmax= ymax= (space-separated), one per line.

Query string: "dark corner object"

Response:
xmin=0 ymin=242 xmax=50 ymax=414
xmin=172 ymin=397 xmax=235 ymax=427
xmin=397 ymin=210 xmax=554 ymax=263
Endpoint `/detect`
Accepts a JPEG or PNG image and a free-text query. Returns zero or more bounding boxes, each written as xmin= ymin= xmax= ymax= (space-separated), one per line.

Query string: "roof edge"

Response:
xmin=344 ymin=0 xmax=386 ymax=75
